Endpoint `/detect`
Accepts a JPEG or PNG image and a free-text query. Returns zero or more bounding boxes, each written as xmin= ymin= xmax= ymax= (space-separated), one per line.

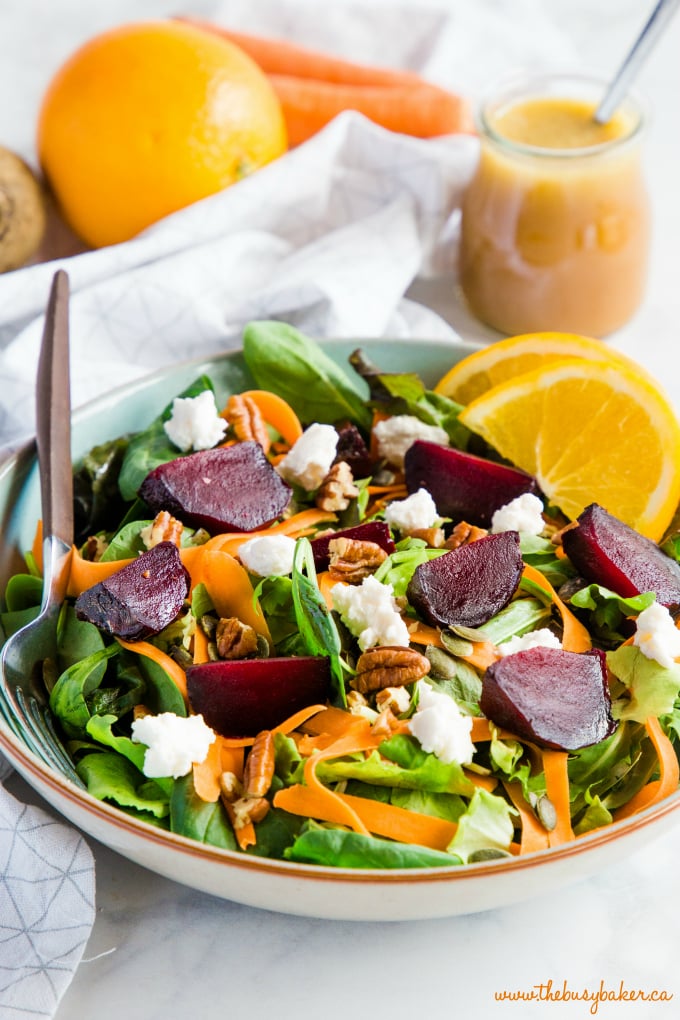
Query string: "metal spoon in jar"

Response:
xmin=594 ymin=0 xmax=680 ymax=123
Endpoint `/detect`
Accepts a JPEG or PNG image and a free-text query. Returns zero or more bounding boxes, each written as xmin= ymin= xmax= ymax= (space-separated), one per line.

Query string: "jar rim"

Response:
xmin=477 ymin=70 xmax=646 ymax=159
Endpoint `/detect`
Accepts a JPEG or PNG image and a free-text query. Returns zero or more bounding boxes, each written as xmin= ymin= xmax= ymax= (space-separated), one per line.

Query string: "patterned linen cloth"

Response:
xmin=0 ymin=1 xmax=573 ymax=1016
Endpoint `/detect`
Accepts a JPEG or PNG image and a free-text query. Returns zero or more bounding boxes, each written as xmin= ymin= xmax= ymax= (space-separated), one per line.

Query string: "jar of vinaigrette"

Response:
xmin=460 ymin=73 xmax=650 ymax=337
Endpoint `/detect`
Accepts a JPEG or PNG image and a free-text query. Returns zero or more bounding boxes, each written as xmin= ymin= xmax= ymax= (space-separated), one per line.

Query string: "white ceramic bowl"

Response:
xmin=2 ymin=337 xmax=680 ymax=921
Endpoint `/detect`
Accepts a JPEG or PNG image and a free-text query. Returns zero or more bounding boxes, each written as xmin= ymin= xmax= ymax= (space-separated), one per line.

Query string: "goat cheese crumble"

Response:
xmin=239 ymin=534 xmax=297 ymax=577
xmin=276 ymin=423 xmax=338 ymax=490
xmin=372 ymin=415 xmax=449 ymax=469
xmin=383 ymin=487 xmax=438 ymax=532
xmin=163 ymin=390 xmax=227 ymax=452
xmin=331 ymin=574 xmax=410 ymax=650
xmin=131 ymin=712 xmax=215 ymax=779
xmin=408 ymin=681 xmax=475 ymax=765
xmin=491 ymin=492 xmax=545 ymax=536
xmin=633 ymin=601 xmax=680 ymax=668
xmin=498 ymin=627 xmax=562 ymax=656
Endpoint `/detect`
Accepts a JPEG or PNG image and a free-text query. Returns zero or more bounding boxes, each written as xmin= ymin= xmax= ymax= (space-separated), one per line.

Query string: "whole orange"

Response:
xmin=37 ymin=20 xmax=288 ymax=248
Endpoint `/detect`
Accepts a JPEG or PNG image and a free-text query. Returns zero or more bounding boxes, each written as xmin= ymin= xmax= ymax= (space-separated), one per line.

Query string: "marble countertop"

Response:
xmin=3 ymin=2 xmax=680 ymax=1018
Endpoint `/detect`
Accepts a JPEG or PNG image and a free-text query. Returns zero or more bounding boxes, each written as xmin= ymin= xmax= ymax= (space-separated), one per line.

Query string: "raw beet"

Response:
xmin=562 ymin=503 xmax=680 ymax=610
xmin=407 ymin=531 xmax=523 ymax=629
xmin=186 ymin=656 xmax=331 ymax=737
xmin=404 ymin=440 xmax=540 ymax=527
xmin=75 ymin=541 xmax=190 ymax=641
xmin=310 ymin=520 xmax=396 ymax=571
xmin=138 ymin=442 xmax=291 ymax=534
xmin=333 ymin=421 xmax=373 ymax=479
xmin=481 ymin=646 xmax=617 ymax=751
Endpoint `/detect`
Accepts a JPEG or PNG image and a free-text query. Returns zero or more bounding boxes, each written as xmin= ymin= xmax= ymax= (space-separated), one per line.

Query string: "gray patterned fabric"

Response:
xmin=0 ymin=761 xmax=95 ymax=1017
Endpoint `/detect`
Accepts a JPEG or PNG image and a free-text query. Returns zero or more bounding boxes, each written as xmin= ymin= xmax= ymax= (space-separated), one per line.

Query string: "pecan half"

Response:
xmin=223 ymin=393 xmax=269 ymax=449
xmin=327 ymin=536 xmax=388 ymax=582
xmin=444 ymin=521 xmax=488 ymax=550
xmin=375 ymin=685 xmax=412 ymax=715
xmin=229 ymin=796 xmax=270 ymax=829
xmin=215 ymin=617 xmax=259 ymax=659
xmin=316 ymin=461 xmax=359 ymax=512
xmin=404 ymin=525 xmax=446 ymax=548
xmin=352 ymin=645 xmax=431 ymax=694
xmin=242 ymin=730 xmax=276 ymax=798
xmin=141 ymin=510 xmax=184 ymax=549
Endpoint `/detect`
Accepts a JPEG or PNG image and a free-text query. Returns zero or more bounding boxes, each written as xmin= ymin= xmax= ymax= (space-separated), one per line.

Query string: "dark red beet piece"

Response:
xmin=334 ymin=421 xmax=373 ymax=479
xmin=407 ymin=531 xmax=522 ymax=629
xmin=75 ymin=541 xmax=190 ymax=641
xmin=310 ymin=521 xmax=396 ymax=571
xmin=138 ymin=442 xmax=291 ymax=534
xmin=186 ymin=656 xmax=331 ymax=737
xmin=562 ymin=503 xmax=680 ymax=610
xmin=481 ymin=647 xmax=617 ymax=751
xmin=404 ymin=440 xmax=540 ymax=527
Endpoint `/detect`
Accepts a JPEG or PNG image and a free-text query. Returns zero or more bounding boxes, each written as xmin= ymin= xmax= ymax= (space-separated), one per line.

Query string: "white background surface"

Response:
xmin=3 ymin=1 xmax=680 ymax=1018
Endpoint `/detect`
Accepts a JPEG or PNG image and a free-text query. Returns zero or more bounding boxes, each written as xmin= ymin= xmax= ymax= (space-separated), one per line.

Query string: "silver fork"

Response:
xmin=0 ymin=270 xmax=83 ymax=787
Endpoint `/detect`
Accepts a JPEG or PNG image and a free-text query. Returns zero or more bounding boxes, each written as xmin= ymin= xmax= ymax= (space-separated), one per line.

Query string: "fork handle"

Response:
xmin=36 ymin=270 xmax=73 ymax=548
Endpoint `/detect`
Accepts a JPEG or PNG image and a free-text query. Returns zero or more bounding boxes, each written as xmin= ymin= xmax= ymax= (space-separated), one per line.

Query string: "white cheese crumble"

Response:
xmin=408 ymin=681 xmax=475 ymax=765
xmin=498 ymin=628 xmax=562 ymax=656
xmin=163 ymin=390 xmax=227 ymax=452
xmin=384 ymin=487 xmax=439 ymax=532
xmin=491 ymin=492 xmax=545 ymax=536
xmin=331 ymin=574 xmax=410 ymax=650
xmin=372 ymin=415 xmax=449 ymax=469
xmin=238 ymin=534 xmax=297 ymax=577
xmin=276 ymin=423 xmax=338 ymax=491
xmin=633 ymin=601 xmax=680 ymax=668
xmin=131 ymin=712 xmax=215 ymax=779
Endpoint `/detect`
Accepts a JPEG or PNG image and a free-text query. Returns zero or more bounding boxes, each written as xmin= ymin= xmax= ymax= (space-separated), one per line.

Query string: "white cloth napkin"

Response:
xmin=0 ymin=1 xmax=575 ymax=1015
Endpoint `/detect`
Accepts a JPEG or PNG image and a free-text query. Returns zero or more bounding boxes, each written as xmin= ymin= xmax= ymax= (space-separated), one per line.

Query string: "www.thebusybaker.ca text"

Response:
xmin=494 ymin=979 xmax=673 ymax=1015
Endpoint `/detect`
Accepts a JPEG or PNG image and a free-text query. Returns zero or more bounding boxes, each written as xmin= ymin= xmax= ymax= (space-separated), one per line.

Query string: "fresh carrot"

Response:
xmin=200 ymin=508 xmax=336 ymax=559
xmin=503 ymin=781 xmax=551 ymax=854
xmin=192 ymin=737 xmax=223 ymax=802
xmin=190 ymin=548 xmax=271 ymax=642
xmin=116 ymin=638 xmax=188 ymax=703
xmin=542 ymin=749 xmax=575 ymax=847
xmin=217 ymin=703 xmax=330 ymax=748
xmin=192 ymin=623 xmax=210 ymax=665
xmin=233 ymin=389 xmax=303 ymax=447
xmin=613 ymin=716 xmax=680 ymax=821
xmin=522 ymin=563 xmax=591 ymax=653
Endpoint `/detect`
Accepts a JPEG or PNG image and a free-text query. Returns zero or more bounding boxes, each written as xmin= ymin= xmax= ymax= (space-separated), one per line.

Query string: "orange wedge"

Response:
xmin=458 ymin=357 xmax=680 ymax=540
xmin=435 ymin=331 xmax=653 ymax=405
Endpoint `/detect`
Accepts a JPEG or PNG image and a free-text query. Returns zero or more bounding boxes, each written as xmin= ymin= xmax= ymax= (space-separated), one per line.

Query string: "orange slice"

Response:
xmin=435 ymin=331 xmax=653 ymax=405
xmin=458 ymin=357 xmax=680 ymax=540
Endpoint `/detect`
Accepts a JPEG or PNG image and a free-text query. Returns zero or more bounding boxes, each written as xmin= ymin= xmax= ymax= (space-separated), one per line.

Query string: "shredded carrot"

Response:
xmin=542 ymin=749 xmax=575 ymax=846
xmin=116 ymin=638 xmax=188 ymax=703
xmin=199 ymin=508 xmax=337 ymax=559
xmin=192 ymin=738 xmax=223 ymax=802
xmin=465 ymin=771 xmax=498 ymax=793
xmin=216 ymin=703 xmax=330 ymax=749
xmin=503 ymin=781 xmax=551 ymax=854
xmin=301 ymin=706 xmax=372 ymax=740
xmin=522 ymin=563 xmax=591 ymax=653
xmin=317 ymin=570 xmax=337 ymax=611
xmin=613 ymin=716 xmax=680 ymax=821
xmin=222 ymin=802 xmax=257 ymax=851
xmin=192 ymin=624 xmax=210 ymax=665
xmin=235 ymin=389 xmax=303 ymax=447
xmin=190 ymin=549 xmax=272 ymax=642
xmin=67 ymin=547 xmax=133 ymax=596
xmin=176 ymin=20 xmax=472 ymax=146
xmin=408 ymin=621 xmax=499 ymax=671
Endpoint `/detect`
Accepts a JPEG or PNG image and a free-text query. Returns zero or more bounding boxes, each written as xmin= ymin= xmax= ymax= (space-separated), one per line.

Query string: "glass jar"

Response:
xmin=459 ymin=72 xmax=650 ymax=338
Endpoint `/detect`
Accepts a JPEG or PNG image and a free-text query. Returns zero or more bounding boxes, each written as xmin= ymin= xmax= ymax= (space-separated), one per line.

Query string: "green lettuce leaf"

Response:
xmin=317 ymin=743 xmax=474 ymax=796
xmin=446 ymin=788 xmax=517 ymax=863
xmin=284 ymin=825 xmax=461 ymax=868
xmin=373 ymin=538 xmax=447 ymax=597
xmin=607 ymin=644 xmax=680 ymax=722
xmin=570 ymin=585 xmax=655 ymax=644
xmin=77 ymin=751 xmax=169 ymax=818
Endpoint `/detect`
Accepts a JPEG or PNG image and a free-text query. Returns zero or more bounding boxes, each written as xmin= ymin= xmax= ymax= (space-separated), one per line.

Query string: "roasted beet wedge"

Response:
xmin=138 ymin=442 xmax=291 ymax=533
xmin=75 ymin=541 xmax=190 ymax=641
xmin=404 ymin=440 xmax=539 ymax=527
xmin=186 ymin=656 xmax=331 ymax=737
xmin=407 ymin=531 xmax=523 ymax=629
xmin=562 ymin=503 xmax=680 ymax=610
xmin=310 ymin=520 xmax=396 ymax=571
xmin=334 ymin=421 xmax=373 ymax=479
xmin=481 ymin=647 xmax=617 ymax=751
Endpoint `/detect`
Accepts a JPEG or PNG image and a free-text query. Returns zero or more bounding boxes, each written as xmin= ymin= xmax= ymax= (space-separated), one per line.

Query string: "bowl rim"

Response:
xmin=2 ymin=336 xmax=679 ymax=886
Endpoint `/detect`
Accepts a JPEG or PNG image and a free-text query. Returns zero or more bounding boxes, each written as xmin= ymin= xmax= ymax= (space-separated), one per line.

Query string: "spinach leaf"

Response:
xmin=243 ymin=321 xmax=371 ymax=430
xmin=252 ymin=575 xmax=305 ymax=655
xmin=170 ymin=774 xmax=237 ymax=850
xmin=77 ymin=751 xmax=169 ymax=819
xmin=390 ymin=788 xmax=467 ymax=823
xmin=3 ymin=573 xmax=43 ymax=612
xmin=291 ymin=538 xmax=349 ymax=705
xmin=245 ymin=807 xmax=303 ymax=859
xmin=284 ymin=826 xmax=461 ymax=869
xmin=349 ymin=348 xmax=471 ymax=448
xmin=117 ymin=375 xmax=214 ymax=501
xmin=57 ymin=606 xmax=106 ymax=673
xmin=135 ymin=655 xmax=187 ymax=716
xmin=73 ymin=436 xmax=130 ymax=545
xmin=49 ymin=645 xmax=120 ymax=738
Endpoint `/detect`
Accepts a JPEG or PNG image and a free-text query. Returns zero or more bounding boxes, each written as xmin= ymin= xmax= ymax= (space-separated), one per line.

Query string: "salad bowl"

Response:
xmin=1 ymin=335 xmax=680 ymax=921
